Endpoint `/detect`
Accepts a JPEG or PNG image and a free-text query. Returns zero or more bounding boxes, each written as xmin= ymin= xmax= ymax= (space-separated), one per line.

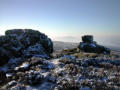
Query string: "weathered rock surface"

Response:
xmin=78 ymin=35 xmax=111 ymax=54
xmin=0 ymin=29 xmax=53 ymax=66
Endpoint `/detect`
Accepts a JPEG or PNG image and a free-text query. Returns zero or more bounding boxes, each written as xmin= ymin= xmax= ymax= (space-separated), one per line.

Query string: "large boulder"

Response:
xmin=0 ymin=29 xmax=53 ymax=66
xmin=82 ymin=35 xmax=93 ymax=43
xmin=78 ymin=35 xmax=111 ymax=54
xmin=5 ymin=29 xmax=53 ymax=53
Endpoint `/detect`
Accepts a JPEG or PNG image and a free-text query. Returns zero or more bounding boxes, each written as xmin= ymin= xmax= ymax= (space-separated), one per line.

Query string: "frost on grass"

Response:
xmin=1 ymin=55 xmax=120 ymax=90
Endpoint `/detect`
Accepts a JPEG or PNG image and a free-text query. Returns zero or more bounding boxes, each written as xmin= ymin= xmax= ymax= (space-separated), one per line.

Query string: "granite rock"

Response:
xmin=0 ymin=29 xmax=53 ymax=66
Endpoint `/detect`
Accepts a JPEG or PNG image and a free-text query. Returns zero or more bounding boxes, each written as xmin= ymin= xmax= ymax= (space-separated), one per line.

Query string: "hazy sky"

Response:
xmin=0 ymin=0 xmax=120 ymax=46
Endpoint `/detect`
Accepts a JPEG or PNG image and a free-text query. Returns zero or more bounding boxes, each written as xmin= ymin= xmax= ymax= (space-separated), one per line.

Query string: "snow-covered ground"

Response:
xmin=1 ymin=55 xmax=120 ymax=90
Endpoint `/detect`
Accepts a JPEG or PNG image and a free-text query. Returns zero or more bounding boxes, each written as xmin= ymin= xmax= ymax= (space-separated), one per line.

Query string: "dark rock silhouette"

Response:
xmin=78 ymin=35 xmax=111 ymax=54
xmin=82 ymin=35 xmax=93 ymax=43
xmin=0 ymin=29 xmax=53 ymax=66
xmin=0 ymin=70 xmax=7 ymax=84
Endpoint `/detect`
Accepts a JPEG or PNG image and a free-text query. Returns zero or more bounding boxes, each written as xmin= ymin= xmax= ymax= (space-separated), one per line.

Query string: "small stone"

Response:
xmin=8 ymin=81 xmax=17 ymax=87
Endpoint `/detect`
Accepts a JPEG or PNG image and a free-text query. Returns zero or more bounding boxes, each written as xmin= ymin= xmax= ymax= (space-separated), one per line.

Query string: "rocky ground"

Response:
xmin=0 ymin=50 xmax=120 ymax=90
xmin=0 ymin=30 xmax=120 ymax=90
xmin=0 ymin=47 xmax=120 ymax=90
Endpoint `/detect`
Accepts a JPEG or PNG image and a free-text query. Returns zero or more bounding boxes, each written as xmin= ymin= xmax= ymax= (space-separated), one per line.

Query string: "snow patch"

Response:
xmin=20 ymin=63 xmax=30 ymax=68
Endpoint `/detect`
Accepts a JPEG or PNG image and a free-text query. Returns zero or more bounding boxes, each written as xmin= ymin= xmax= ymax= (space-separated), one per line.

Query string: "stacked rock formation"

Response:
xmin=0 ymin=29 xmax=53 ymax=66
xmin=78 ymin=35 xmax=111 ymax=54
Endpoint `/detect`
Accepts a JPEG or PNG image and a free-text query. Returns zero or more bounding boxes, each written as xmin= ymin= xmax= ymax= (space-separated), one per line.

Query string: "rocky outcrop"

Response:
xmin=78 ymin=35 xmax=111 ymax=54
xmin=0 ymin=29 xmax=53 ymax=66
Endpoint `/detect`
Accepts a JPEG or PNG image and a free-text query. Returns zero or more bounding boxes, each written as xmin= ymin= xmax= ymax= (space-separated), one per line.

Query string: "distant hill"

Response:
xmin=53 ymin=41 xmax=120 ymax=52
xmin=105 ymin=45 xmax=120 ymax=52
xmin=53 ymin=41 xmax=79 ymax=52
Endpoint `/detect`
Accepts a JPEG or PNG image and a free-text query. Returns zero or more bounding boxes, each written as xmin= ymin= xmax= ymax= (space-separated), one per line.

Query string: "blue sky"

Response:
xmin=0 ymin=0 xmax=120 ymax=46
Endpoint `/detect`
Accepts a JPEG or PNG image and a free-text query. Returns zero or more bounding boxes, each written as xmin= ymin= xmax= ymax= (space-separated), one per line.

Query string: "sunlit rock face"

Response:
xmin=0 ymin=29 xmax=53 ymax=66
xmin=78 ymin=35 xmax=111 ymax=54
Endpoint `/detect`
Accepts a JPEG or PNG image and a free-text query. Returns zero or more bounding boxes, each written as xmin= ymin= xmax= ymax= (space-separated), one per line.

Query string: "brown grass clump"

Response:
xmin=59 ymin=48 xmax=100 ymax=59
xmin=65 ymin=64 xmax=81 ymax=75
xmin=56 ymin=78 xmax=80 ymax=90
xmin=71 ymin=53 xmax=99 ymax=58
xmin=60 ymin=48 xmax=80 ymax=55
